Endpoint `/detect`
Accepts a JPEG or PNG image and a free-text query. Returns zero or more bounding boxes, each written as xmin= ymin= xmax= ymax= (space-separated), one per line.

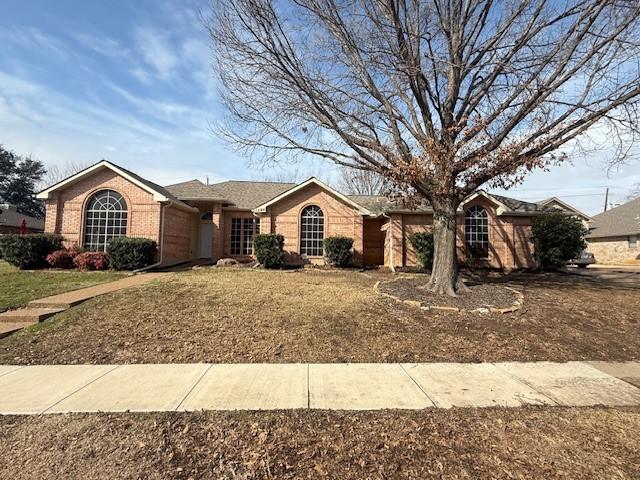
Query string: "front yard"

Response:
xmin=0 ymin=261 xmax=126 ymax=310
xmin=0 ymin=267 xmax=638 ymax=364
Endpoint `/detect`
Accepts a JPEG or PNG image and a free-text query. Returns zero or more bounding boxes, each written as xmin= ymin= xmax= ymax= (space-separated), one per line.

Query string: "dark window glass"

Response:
xmin=83 ymin=190 xmax=127 ymax=252
xmin=300 ymin=205 xmax=324 ymax=256
xmin=231 ymin=218 xmax=242 ymax=255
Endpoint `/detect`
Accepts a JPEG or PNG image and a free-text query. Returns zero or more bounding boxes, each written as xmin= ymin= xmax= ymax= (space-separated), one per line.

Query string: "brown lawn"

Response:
xmin=0 ymin=267 xmax=638 ymax=364
xmin=1 ymin=407 xmax=639 ymax=479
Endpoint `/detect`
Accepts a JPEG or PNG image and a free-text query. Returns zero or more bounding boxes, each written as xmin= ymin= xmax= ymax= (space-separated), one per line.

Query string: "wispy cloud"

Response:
xmin=134 ymin=26 xmax=178 ymax=78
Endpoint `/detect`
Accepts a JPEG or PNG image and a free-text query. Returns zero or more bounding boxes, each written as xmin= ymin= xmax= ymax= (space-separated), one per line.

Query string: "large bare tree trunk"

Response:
xmin=427 ymin=197 xmax=466 ymax=297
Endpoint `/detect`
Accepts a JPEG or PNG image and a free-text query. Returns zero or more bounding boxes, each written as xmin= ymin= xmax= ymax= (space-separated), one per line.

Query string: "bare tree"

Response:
xmin=41 ymin=160 xmax=92 ymax=188
xmin=336 ymin=167 xmax=387 ymax=195
xmin=208 ymin=0 xmax=640 ymax=295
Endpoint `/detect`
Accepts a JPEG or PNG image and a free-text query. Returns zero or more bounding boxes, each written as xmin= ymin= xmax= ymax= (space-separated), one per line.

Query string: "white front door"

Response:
xmin=199 ymin=223 xmax=213 ymax=258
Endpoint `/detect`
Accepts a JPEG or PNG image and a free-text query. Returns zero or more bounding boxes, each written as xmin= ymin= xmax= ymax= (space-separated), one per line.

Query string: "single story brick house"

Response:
xmin=36 ymin=160 xmax=585 ymax=269
xmin=587 ymin=196 xmax=640 ymax=265
xmin=0 ymin=204 xmax=44 ymax=234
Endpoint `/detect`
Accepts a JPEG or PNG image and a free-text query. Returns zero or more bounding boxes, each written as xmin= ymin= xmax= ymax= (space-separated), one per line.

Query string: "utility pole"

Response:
xmin=603 ymin=187 xmax=609 ymax=212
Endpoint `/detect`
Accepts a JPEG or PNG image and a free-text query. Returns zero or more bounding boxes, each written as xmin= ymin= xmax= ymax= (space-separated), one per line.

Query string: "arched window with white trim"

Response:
xmin=84 ymin=190 xmax=127 ymax=251
xmin=464 ymin=205 xmax=489 ymax=258
xmin=300 ymin=205 xmax=324 ymax=256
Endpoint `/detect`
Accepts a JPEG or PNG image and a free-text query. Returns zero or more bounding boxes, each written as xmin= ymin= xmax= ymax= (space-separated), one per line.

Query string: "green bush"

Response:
xmin=409 ymin=232 xmax=434 ymax=270
xmin=0 ymin=234 xmax=63 ymax=269
xmin=323 ymin=236 xmax=353 ymax=267
xmin=253 ymin=233 xmax=284 ymax=268
xmin=532 ymin=212 xmax=587 ymax=270
xmin=107 ymin=237 xmax=158 ymax=271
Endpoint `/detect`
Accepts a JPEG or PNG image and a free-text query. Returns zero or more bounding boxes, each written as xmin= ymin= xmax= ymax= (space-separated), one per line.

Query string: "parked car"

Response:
xmin=567 ymin=251 xmax=595 ymax=268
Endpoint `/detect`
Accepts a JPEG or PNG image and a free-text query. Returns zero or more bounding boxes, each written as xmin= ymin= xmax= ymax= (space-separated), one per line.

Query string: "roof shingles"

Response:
xmin=588 ymin=197 xmax=640 ymax=238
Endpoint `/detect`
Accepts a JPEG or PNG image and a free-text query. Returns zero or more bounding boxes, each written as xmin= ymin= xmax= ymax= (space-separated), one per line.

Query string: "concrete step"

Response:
xmin=0 ymin=321 xmax=37 ymax=338
xmin=0 ymin=308 xmax=66 ymax=324
xmin=27 ymin=299 xmax=82 ymax=309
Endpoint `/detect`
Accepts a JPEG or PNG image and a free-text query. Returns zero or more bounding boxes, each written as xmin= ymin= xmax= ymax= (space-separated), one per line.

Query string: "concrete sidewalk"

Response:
xmin=1 ymin=361 xmax=639 ymax=415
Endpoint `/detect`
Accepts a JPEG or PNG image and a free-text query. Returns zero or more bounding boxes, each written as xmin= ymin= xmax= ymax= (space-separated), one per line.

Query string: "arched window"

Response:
xmin=83 ymin=190 xmax=127 ymax=252
xmin=465 ymin=206 xmax=489 ymax=258
xmin=300 ymin=205 xmax=324 ymax=256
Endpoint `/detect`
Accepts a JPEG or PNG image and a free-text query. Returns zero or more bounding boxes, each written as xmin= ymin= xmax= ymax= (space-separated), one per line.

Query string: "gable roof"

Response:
xmin=0 ymin=204 xmax=44 ymax=230
xmin=36 ymin=160 xmax=196 ymax=211
xmin=588 ymin=196 xmax=640 ymax=238
xmin=537 ymin=197 xmax=591 ymax=221
xmin=252 ymin=177 xmax=372 ymax=215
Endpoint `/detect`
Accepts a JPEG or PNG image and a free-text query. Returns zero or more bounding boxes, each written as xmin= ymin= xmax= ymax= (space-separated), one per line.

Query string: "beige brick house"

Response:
xmin=37 ymin=160 xmax=584 ymax=269
xmin=587 ymin=196 xmax=640 ymax=265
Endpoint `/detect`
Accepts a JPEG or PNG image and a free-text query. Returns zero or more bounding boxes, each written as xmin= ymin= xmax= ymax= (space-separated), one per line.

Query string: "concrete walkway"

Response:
xmin=0 ymin=361 xmax=639 ymax=415
xmin=0 ymin=273 xmax=167 ymax=337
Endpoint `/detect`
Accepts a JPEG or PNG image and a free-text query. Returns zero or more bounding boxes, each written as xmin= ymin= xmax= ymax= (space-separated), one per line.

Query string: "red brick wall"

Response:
xmin=265 ymin=183 xmax=365 ymax=265
xmin=43 ymin=167 xmax=161 ymax=249
xmin=161 ymin=205 xmax=198 ymax=263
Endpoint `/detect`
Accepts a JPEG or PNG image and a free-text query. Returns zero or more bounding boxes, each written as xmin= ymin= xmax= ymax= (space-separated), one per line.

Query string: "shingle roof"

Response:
xmin=164 ymin=179 xmax=229 ymax=201
xmin=0 ymin=204 xmax=44 ymax=230
xmin=588 ymin=196 xmax=640 ymax=238
xmin=209 ymin=181 xmax=297 ymax=209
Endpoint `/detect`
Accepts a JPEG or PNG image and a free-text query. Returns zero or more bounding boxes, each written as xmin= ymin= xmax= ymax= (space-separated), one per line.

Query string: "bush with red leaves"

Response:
xmin=73 ymin=252 xmax=109 ymax=271
xmin=45 ymin=249 xmax=76 ymax=269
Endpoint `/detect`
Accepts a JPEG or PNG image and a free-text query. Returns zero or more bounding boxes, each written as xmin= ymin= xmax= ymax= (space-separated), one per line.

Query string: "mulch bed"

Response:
xmin=1 ymin=407 xmax=639 ymax=479
xmin=378 ymin=276 xmax=519 ymax=310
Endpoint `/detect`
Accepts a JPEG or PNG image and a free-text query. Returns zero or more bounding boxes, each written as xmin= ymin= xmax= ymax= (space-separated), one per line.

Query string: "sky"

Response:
xmin=1 ymin=0 xmax=638 ymax=215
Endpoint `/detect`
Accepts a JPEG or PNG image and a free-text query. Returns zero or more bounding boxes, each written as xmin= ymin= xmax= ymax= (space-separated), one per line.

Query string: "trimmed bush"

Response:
xmin=253 ymin=233 xmax=284 ymax=268
xmin=323 ymin=236 xmax=353 ymax=267
xmin=107 ymin=237 xmax=158 ymax=271
xmin=73 ymin=252 xmax=109 ymax=271
xmin=532 ymin=212 xmax=587 ymax=270
xmin=46 ymin=249 xmax=76 ymax=269
xmin=0 ymin=234 xmax=63 ymax=269
xmin=409 ymin=232 xmax=434 ymax=270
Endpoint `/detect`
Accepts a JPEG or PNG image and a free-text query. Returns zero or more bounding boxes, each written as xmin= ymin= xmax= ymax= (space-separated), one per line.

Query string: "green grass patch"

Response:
xmin=0 ymin=261 xmax=126 ymax=310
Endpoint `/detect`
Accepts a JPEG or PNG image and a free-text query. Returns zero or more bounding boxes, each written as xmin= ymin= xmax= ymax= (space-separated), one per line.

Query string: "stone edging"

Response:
xmin=374 ymin=276 xmax=524 ymax=314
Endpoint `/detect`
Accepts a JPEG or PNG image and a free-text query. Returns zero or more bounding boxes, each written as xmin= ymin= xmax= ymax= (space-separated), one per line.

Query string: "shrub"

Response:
xmin=107 ymin=237 xmax=157 ymax=270
xmin=532 ymin=212 xmax=587 ymax=270
xmin=409 ymin=232 xmax=434 ymax=270
xmin=73 ymin=252 xmax=109 ymax=271
xmin=323 ymin=236 xmax=353 ymax=267
xmin=0 ymin=234 xmax=63 ymax=269
xmin=253 ymin=233 xmax=284 ymax=268
xmin=46 ymin=249 xmax=76 ymax=269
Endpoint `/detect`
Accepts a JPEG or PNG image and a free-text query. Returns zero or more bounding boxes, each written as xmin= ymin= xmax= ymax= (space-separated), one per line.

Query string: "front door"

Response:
xmin=199 ymin=223 xmax=213 ymax=258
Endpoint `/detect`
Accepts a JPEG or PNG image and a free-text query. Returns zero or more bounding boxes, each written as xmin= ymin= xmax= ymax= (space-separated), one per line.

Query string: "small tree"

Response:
xmin=0 ymin=146 xmax=46 ymax=218
xmin=532 ymin=213 xmax=587 ymax=270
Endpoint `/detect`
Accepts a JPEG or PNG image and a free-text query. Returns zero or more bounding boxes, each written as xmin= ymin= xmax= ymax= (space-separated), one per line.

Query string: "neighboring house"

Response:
xmin=36 ymin=160 xmax=585 ymax=270
xmin=0 ymin=204 xmax=44 ymax=234
xmin=587 ymin=197 xmax=640 ymax=265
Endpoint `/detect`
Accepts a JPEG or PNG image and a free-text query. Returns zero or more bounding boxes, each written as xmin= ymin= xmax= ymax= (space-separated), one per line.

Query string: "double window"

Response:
xmin=230 ymin=217 xmax=260 ymax=255
xmin=464 ymin=206 xmax=489 ymax=258
xmin=83 ymin=190 xmax=127 ymax=252
xmin=300 ymin=205 xmax=324 ymax=256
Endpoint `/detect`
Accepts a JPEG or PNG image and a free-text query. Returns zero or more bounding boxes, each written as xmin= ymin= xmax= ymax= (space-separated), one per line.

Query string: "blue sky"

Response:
xmin=1 ymin=0 xmax=638 ymax=215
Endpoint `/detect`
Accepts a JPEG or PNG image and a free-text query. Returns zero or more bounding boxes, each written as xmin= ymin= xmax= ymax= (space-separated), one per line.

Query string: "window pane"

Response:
xmin=84 ymin=190 xmax=127 ymax=251
xmin=464 ymin=206 xmax=489 ymax=258
xmin=300 ymin=205 xmax=324 ymax=256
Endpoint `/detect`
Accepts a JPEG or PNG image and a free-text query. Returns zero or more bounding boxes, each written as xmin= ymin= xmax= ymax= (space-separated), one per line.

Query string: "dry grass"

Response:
xmin=1 ymin=407 xmax=639 ymax=479
xmin=0 ymin=267 xmax=638 ymax=364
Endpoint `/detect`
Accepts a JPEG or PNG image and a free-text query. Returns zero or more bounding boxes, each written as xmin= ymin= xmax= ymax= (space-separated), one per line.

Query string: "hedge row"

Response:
xmin=0 ymin=234 xmax=157 ymax=271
